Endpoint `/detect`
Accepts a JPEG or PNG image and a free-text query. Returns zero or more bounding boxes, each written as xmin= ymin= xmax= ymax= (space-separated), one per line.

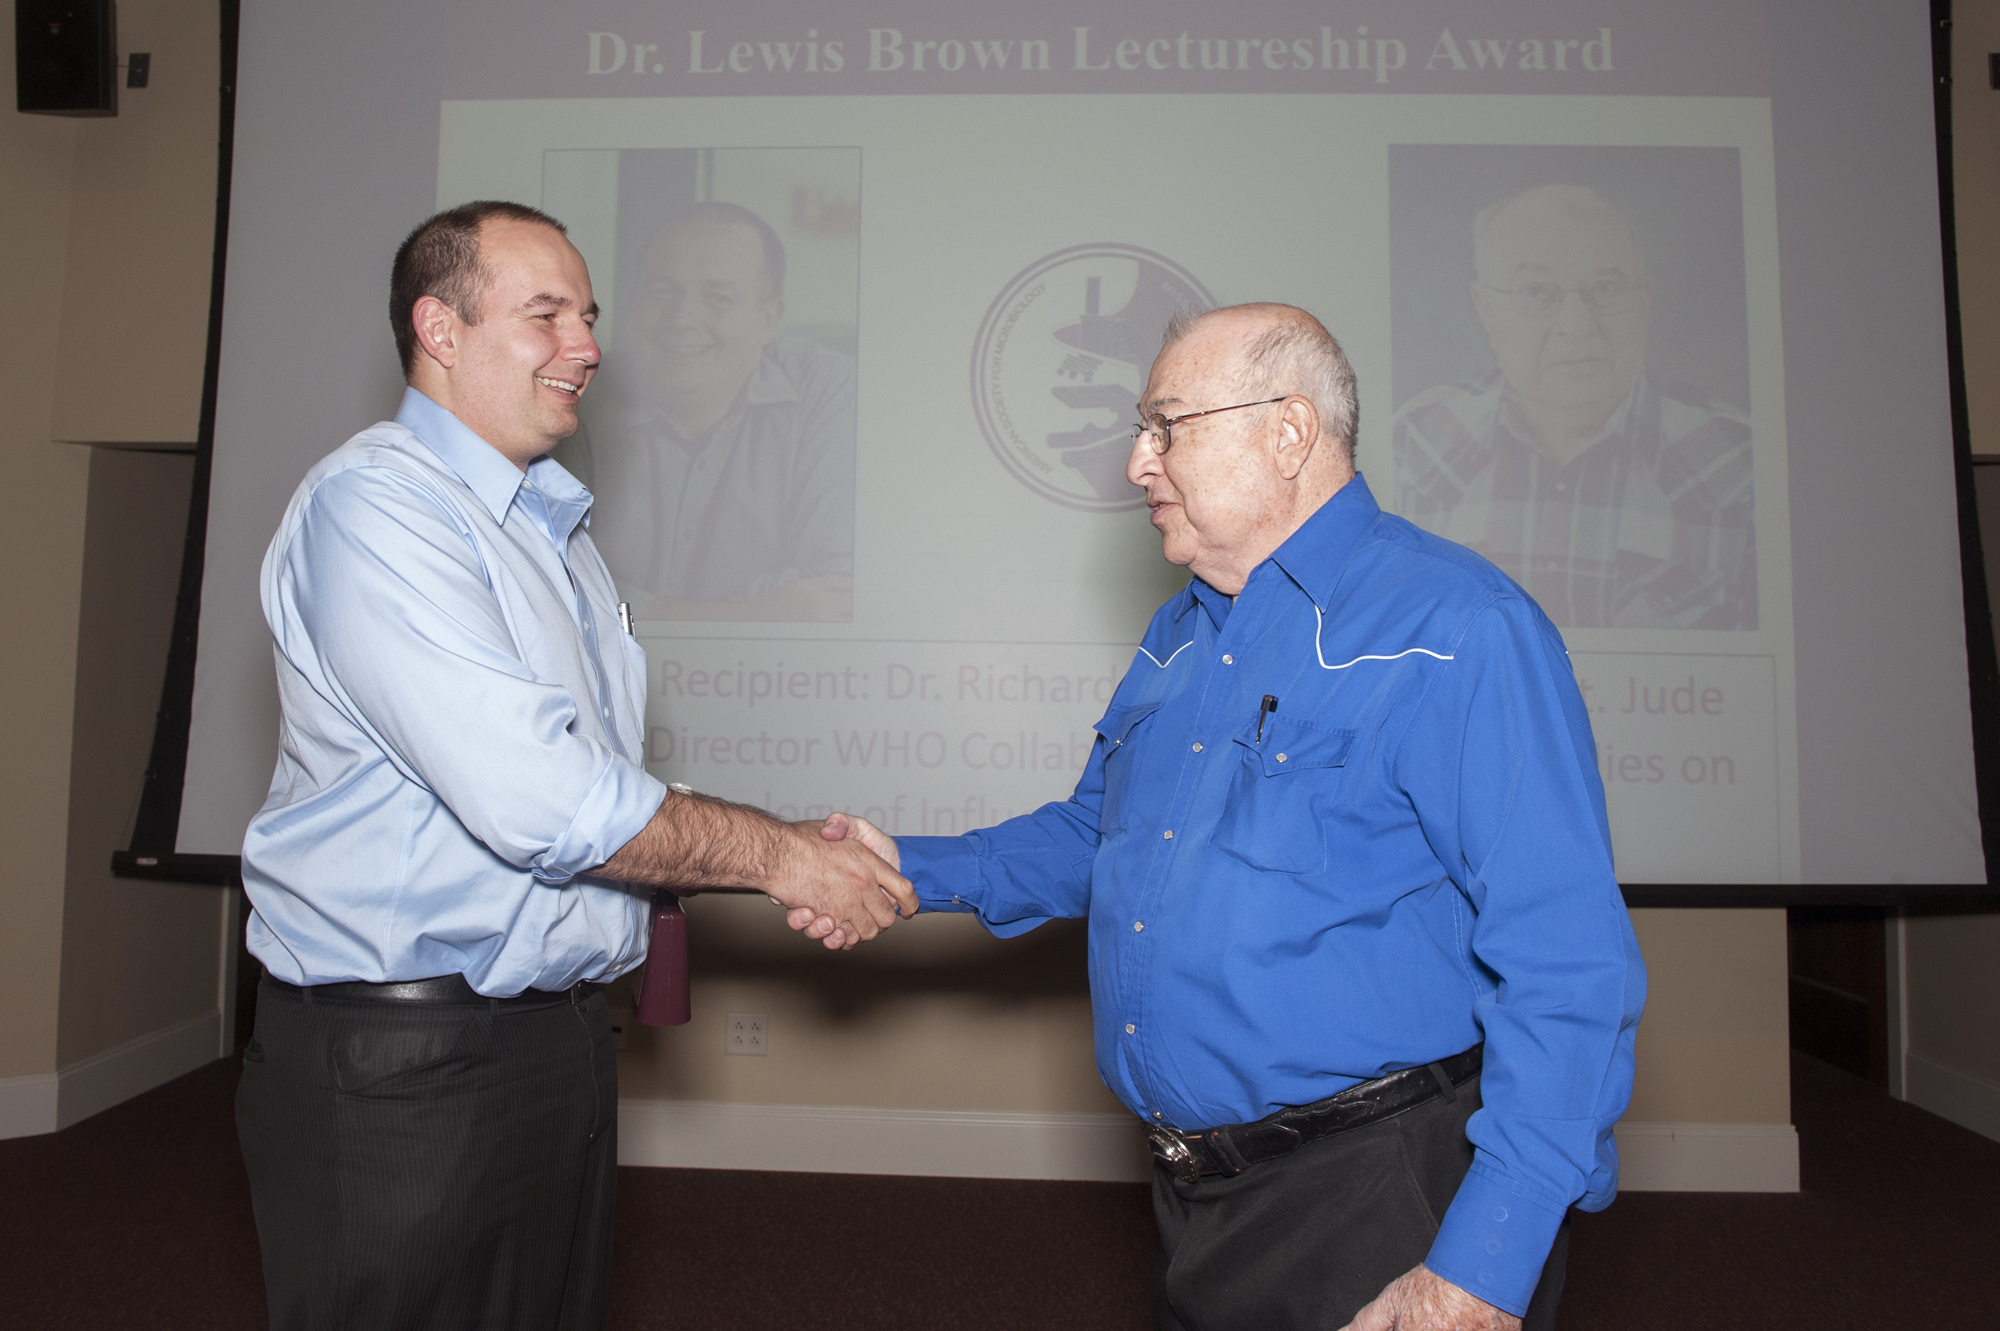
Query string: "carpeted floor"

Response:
xmin=2 ymin=1051 xmax=1995 ymax=1328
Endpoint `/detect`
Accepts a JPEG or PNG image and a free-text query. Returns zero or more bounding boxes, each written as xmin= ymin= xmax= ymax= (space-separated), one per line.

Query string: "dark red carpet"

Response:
xmin=2 ymin=1051 xmax=1995 ymax=1328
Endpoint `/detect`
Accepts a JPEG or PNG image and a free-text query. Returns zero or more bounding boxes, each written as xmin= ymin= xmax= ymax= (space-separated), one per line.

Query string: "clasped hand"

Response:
xmin=1338 ymin=1266 xmax=1522 ymax=1331
xmin=780 ymin=812 xmax=905 ymax=949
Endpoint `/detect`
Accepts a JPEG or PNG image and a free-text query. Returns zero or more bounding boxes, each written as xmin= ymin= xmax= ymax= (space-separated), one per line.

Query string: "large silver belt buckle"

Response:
xmin=1148 ymin=1126 xmax=1202 ymax=1183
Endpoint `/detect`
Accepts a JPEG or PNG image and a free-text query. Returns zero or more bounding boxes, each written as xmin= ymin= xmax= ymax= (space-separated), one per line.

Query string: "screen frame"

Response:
xmin=112 ymin=0 xmax=2000 ymax=903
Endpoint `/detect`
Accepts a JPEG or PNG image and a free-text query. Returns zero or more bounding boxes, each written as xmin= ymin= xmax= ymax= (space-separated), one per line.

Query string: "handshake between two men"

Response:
xmin=595 ymin=787 xmax=915 ymax=949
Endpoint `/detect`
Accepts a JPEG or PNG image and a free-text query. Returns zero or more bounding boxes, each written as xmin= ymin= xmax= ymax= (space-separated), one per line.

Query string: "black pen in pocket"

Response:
xmin=1256 ymin=694 xmax=1278 ymax=742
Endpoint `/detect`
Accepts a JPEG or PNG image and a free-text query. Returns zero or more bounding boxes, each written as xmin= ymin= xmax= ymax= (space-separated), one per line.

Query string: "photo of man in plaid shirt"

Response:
xmin=1393 ymin=184 xmax=1755 ymax=631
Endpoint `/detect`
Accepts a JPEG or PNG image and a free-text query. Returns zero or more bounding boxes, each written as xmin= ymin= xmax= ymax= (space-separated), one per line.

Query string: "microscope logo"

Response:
xmin=971 ymin=244 xmax=1215 ymax=512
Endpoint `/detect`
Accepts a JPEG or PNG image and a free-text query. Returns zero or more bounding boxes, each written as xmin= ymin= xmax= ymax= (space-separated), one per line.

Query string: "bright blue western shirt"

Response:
xmin=895 ymin=474 xmax=1646 ymax=1315
xmin=243 ymin=388 xmax=667 ymax=995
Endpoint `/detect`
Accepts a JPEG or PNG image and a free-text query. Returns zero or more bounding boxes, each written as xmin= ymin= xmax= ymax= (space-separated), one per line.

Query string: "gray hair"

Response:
xmin=1161 ymin=304 xmax=1360 ymax=457
xmin=1473 ymin=183 xmax=1645 ymax=283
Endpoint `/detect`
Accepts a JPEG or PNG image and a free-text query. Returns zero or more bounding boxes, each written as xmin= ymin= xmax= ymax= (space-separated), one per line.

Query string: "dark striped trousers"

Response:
xmin=236 ymin=976 xmax=619 ymax=1330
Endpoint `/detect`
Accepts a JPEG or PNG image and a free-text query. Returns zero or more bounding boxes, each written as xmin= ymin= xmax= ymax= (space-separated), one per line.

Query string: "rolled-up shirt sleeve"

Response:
xmin=1397 ymin=598 xmax=1646 ymax=1315
xmin=274 ymin=466 xmax=663 ymax=882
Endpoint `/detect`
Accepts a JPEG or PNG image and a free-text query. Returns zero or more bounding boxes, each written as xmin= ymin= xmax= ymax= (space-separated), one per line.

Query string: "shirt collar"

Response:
xmin=1265 ymin=472 xmax=1383 ymax=610
xmin=743 ymin=342 xmax=803 ymax=408
xmin=1183 ymin=473 xmax=1382 ymax=620
xmin=394 ymin=387 xmax=596 ymax=540
xmin=1187 ymin=578 xmax=1233 ymax=631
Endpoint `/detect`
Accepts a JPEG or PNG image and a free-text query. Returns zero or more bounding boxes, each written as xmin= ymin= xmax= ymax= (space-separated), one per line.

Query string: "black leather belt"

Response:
xmin=1147 ymin=1045 xmax=1483 ymax=1183
xmin=263 ymin=971 xmax=601 ymax=1008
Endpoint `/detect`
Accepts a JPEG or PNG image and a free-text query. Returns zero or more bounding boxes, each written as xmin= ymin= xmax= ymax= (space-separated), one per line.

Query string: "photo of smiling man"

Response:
xmin=1390 ymin=147 xmax=1756 ymax=631
xmin=561 ymin=148 xmax=860 ymax=623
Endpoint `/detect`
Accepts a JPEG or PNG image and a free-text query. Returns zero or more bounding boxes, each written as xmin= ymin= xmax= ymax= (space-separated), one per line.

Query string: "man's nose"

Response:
xmin=1127 ymin=431 xmax=1160 ymax=488
xmin=568 ymin=320 xmax=602 ymax=367
xmin=668 ymin=296 xmax=706 ymax=330
xmin=1551 ymin=288 xmax=1600 ymax=335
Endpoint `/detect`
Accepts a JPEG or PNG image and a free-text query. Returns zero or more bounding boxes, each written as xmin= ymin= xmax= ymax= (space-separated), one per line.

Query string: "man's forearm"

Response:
xmin=595 ymin=789 xmax=794 ymax=891
xmin=596 ymin=791 xmax=919 ymax=947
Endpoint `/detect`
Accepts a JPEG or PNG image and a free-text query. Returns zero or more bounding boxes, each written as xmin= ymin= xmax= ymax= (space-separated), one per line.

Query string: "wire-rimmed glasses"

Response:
xmin=1481 ymin=274 xmax=1647 ymax=319
xmin=1131 ymin=396 xmax=1290 ymax=456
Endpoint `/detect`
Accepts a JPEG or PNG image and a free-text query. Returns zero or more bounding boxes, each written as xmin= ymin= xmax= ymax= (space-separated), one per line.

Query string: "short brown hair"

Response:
xmin=389 ymin=201 xmax=567 ymax=375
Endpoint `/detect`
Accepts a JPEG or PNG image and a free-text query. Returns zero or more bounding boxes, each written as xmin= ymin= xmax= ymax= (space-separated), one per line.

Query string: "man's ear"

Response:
xmin=412 ymin=295 xmax=463 ymax=371
xmin=1273 ymin=396 xmax=1320 ymax=481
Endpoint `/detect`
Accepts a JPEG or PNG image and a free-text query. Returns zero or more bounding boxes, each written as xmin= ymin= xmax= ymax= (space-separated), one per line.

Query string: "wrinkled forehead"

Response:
xmin=1475 ymin=197 xmax=1643 ymax=283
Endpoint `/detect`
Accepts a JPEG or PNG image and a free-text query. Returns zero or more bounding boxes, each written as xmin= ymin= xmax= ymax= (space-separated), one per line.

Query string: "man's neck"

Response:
xmin=1203 ymin=466 xmax=1354 ymax=595
xmin=1516 ymin=394 xmax=1629 ymax=469
xmin=407 ymin=376 xmax=539 ymax=472
xmin=650 ymin=370 xmax=754 ymax=441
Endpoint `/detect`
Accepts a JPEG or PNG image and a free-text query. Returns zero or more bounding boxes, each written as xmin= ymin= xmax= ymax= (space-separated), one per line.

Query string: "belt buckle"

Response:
xmin=1147 ymin=1125 xmax=1202 ymax=1183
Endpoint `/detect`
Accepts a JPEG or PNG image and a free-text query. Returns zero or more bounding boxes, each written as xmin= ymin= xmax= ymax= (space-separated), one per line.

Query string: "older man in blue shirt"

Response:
xmin=237 ymin=200 xmax=912 ymax=1331
xmin=826 ymin=304 xmax=1644 ymax=1330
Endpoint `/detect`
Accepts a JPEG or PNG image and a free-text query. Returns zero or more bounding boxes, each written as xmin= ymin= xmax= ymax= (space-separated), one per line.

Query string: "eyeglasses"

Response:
xmin=1131 ymin=396 xmax=1290 ymax=456
xmin=1482 ymin=274 xmax=1647 ymax=319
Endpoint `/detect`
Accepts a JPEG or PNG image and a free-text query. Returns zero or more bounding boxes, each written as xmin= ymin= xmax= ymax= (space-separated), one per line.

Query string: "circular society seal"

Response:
xmin=970 ymin=243 xmax=1216 ymax=513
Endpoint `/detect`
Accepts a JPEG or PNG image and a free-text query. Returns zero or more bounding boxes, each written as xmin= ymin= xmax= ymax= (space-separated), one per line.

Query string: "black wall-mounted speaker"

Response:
xmin=15 ymin=0 xmax=117 ymax=117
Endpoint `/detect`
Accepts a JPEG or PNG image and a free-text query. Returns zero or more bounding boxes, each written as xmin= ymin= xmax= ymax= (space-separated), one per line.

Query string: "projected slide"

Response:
xmin=429 ymin=4 xmax=1797 ymax=883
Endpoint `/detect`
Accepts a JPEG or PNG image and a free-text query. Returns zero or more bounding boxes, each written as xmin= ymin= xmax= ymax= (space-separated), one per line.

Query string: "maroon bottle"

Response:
xmin=634 ymin=889 xmax=691 ymax=1026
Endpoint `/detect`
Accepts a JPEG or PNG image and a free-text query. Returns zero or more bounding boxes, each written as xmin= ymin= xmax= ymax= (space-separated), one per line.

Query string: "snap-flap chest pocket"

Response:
xmin=1210 ymin=716 xmax=1357 ymax=874
xmin=1093 ymin=701 xmax=1163 ymax=837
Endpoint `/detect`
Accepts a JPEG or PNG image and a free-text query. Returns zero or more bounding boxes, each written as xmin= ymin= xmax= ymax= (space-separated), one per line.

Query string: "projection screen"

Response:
xmin=173 ymin=0 xmax=1987 ymax=891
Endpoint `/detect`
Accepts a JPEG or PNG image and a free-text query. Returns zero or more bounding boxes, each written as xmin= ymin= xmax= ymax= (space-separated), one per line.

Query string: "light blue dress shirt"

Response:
xmin=243 ymin=388 xmax=667 ymax=995
xmin=896 ymin=474 xmax=1646 ymax=1316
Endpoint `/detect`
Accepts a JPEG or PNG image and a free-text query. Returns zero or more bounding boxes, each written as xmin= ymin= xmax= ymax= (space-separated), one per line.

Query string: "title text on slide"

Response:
xmin=655 ymin=659 xmax=1116 ymax=708
xmin=584 ymin=27 xmax=1615 ymax=87
xmin=646 ymin=727 xmax=1099 ymax=774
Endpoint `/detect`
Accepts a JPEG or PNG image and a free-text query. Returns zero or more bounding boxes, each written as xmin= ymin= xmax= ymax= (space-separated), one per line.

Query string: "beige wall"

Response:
xmin=1624 ymin=910 xmax=1791 ymax=1122
xmin=621 ymin=901 xmax=1122 ymax=1114
xmin=57 ymin=449 xmax=215 ymax=1066
xmin=50 ymin=0 xmax=216 ymax=446
xmin=614 ymin=896 xmax=1790 ymax=1127
xmin=1906 ymin=913 xmax=2000 ymax=1084
xmin=0 ymin=20 xmax=89 ymax=1083
xmin=1 ymin=0 xmax=222 ymax=1093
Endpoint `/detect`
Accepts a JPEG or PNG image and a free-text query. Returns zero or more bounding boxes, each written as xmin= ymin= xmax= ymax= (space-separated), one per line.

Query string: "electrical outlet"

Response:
xmin=725 ymin=1011 xmax=768 ymax=1056
xmin=608 ymin=1007 xmax=631 ymax=1051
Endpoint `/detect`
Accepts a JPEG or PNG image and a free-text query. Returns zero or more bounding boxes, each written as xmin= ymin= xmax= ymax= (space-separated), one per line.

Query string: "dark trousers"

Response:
xmin=236 ymin=977 xmax=619 ymax=1331
xmin=1152 ymin=1073 xmax=1568 ymax=1330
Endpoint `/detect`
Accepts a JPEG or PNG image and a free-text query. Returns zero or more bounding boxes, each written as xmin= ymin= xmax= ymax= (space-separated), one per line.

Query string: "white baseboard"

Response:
xmin=620 ymin=1100 xmax=1801 ymax=1191
xmin=1905 ymin=1051 xmax=2000 ymax=1143
xmin=0 ymin=1070 xmax=59 ymax=1141
xmin=1614 ymin=1121 xmax=1799 ymax=1192
xmin=619 ymin=1099 xmax=1153 ymax=1182
xmin=0 ymin=1010 xmax=221 ymax=1141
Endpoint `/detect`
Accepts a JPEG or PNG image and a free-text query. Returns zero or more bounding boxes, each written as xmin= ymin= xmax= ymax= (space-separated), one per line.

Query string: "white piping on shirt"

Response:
xmin=1312 ymin=605 xmax=1454 ymax=671
xmin=1138 ymin=640 xmax=1195 ymax=669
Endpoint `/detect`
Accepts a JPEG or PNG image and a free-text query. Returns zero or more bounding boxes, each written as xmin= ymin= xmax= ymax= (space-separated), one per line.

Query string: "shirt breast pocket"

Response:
xmin=1209 ymin=717 xmax=1357 ymax=875
xmin=1093 ymin=701 xmax=1163 ymax=838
